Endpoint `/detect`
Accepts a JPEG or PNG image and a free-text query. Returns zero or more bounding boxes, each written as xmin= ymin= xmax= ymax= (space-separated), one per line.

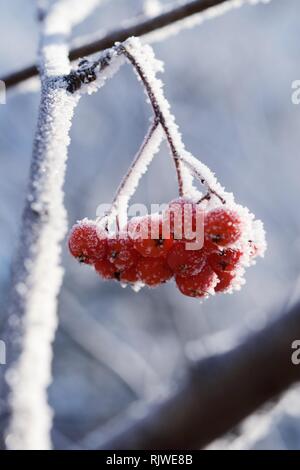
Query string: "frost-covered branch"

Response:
xmin=104 ymin=120 xmax=164 ymax=228
xmin=0 ymin=0 xmax=108 ymax=451
xmin=121 ymin=42 xmax=188 ymax=197
xmin=95 ymin=299 xmax=300 ymax=450
xmin=2 ymin=0 xmax=272 ymax=90
xmin=120 ymin=39 xmax=229 ymax=202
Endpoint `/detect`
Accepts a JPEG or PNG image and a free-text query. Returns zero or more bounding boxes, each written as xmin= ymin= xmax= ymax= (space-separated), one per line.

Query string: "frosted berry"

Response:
xmin=215 ymin=271 xmax=235 ymax=292
xmin=163 ymin=198 xmax=204 ymax=242
xmin=167 ymin=241 xmax=207 ymax=277
xmin=205 ymin=208 xmax=241 ymax=246
xmin=208 ymin=248 xmax=242 ymax=273
xmin=95 ymin=258 xmax=120 ymax=280
xmin=107 ymin=235 xmax=140 ymax=271
xmin=131 ymin=216 xmax=173 ymax=258
xmin=175 ymin=263 xmax=215 ymax=298
xmin=137 ymin=257 xmax=173 ymax=286
xmin=68 ymin=221 xmax=107 ymax=264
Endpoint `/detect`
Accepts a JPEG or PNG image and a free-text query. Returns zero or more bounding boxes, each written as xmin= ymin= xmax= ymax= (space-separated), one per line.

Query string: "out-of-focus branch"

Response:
xmin=2 ymin=0 xmax=266 ymax=90
xmin=94 ymin=300 xmax=300 ymax=450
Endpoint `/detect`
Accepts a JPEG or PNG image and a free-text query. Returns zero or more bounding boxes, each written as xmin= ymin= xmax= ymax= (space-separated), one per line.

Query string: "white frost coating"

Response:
xmin=4 ymin=0 xmax=105 ymax=451
xmin=144 ymin=0 xmax=272 ymax=44
xmin=44 ymin=0 xmax=104 ymax=35
xmin=41 ymin=0 xmax=106 ymax=78
xmin=109 ymin=123 xmax=164 ymax=229
xmin=124 ymin=37 xmax=198 ymax=200
xmin=5 ymin=88 xmax=79 ymax=451
xmin=92 ymin=37 xmax=266 ymax=297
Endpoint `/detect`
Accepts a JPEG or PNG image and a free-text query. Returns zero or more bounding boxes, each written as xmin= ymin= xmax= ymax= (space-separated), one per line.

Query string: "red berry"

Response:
xmin=167 ymin=241 xmax=207 ymax=277
xmin=95 ymin=258 xmax=120 ymax=280
xmin=205 ymin=208 xmax=241 ymax=246
xmin=137 ymin=257 xmax=173 ymax=286
xmin=175 ymin=263 xmax=215 ymax=298
xmin=215 ymin=271 xmax=235 ymax=292
xmin=163 ymin=198 xmax=204 ymax=243
xmin=208 ymin=248 xmax=242 ymax=273
xmin=131 ymin=216 xmax=174 ymax=258
xmin=120 ymin=265 xmax=140 ymax=284
xmin=68 ymin=221 xmax=107 ymax=264
xmin=107 ymin=235 xmax=140 ymax=271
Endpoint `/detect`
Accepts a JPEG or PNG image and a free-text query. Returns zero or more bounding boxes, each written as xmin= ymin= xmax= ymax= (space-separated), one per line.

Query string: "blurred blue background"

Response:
xmin=1 ymin=0 xmax=300 ymax=449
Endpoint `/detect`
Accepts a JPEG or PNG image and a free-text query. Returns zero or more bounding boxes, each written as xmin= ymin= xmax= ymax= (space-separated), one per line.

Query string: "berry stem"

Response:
xmin=120 ymin=44 xmax=184 ymax=197
xmin=181 ymin=158 xmax=226 ymax=205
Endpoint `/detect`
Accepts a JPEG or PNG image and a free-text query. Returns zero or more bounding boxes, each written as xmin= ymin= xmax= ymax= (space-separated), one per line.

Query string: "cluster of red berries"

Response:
xmin=68 ymin=199 xmax=259 ymax=298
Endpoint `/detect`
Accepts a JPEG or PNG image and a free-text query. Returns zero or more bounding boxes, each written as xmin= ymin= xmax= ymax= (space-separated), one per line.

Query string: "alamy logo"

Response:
xmin=0 ymin=80 xmax=6 ymax=104
xmin=96 ymin=202 xmax=205 ymax=250
xmin=0 ymin=340 xmax=6 ymax=365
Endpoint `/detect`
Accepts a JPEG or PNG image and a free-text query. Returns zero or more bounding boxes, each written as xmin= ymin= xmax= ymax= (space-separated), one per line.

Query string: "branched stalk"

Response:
xmin=0 ymin=0 xmax=106 ymax=451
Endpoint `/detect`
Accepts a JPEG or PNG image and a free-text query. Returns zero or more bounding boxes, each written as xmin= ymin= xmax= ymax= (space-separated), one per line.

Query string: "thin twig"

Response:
xmin=121 ymin=44 xmax=184 ymax=196
xmin=120 ymin=41 xmax=227 ymax=202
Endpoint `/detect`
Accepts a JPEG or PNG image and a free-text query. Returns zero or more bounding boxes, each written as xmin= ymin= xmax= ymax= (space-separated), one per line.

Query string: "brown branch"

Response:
xmin=95 ymin=300 xmax=300 ymax=450
xmin=2 ymin=0 xmax=230 ymax=89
